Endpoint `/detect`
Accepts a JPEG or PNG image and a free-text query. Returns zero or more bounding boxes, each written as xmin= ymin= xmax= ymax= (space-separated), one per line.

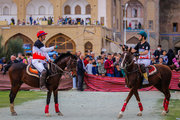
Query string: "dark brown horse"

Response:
xmin=8 ymin=52 xmax=77 ymax=116
xmin=118 ymin=48 xmax=172 ymax=119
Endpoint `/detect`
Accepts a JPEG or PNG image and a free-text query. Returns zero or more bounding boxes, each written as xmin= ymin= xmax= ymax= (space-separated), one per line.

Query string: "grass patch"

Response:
xmin=158 ymin=99 xmax=180 ymax=120
xmin=0 ymin=90 xmax=45 ymax=108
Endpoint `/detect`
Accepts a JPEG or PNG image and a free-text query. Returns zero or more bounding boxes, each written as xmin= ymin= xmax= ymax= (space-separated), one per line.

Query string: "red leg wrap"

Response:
xmin=55 ymin=104 xmax=60 ymax=113
xmin=138 ymin=102 xmax=143 ymax=111
xmin=163 ymin=98 xmax=166 ymax=108
xmin=45 ymin=105 xmax=49 ymax=113
xmin=164 ymin=100 xmax=169 ymax=111
xmin=121 ymin=103 xmax=127 ymax=112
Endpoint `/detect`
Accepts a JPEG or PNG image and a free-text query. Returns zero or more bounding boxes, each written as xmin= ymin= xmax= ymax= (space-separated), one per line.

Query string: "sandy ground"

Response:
xmin=0 ymin=91 xmax=180 ymax=120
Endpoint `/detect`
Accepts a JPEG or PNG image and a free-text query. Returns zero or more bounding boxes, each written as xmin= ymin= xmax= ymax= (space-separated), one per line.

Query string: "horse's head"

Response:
xmin=120 ymin=47 xmax=134 ymax=69
xmin=54 ymin=52 xmax=77 ymax=76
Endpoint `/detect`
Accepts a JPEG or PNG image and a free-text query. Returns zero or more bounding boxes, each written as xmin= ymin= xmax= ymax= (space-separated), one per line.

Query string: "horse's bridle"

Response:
xmin=48 ymin=57 xmax=77 ymax=78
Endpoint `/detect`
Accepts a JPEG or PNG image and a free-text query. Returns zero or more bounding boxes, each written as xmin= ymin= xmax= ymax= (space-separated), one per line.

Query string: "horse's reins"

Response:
xmin=48 ymin=58 xmax=77 ymax=78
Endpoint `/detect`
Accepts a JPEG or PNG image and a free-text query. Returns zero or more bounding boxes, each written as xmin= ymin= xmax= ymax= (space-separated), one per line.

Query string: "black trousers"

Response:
xmin=77 ymin=74 xmax=84 ymax=90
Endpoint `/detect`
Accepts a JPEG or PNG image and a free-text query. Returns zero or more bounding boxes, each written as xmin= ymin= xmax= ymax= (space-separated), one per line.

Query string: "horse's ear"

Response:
xmin=129 ymin=47 xmax=132 ymax=53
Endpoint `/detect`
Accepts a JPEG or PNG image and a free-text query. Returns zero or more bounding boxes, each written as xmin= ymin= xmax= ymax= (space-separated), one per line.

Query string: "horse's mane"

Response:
xmin=54 ymin=52 xmax=77 ymax=63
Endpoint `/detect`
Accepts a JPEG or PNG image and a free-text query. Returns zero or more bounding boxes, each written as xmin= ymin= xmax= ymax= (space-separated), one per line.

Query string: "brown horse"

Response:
xmin=8 ymin=52 xmax=77 ymax=116
xmin=118 ymin=48 xmax=172 ymax=119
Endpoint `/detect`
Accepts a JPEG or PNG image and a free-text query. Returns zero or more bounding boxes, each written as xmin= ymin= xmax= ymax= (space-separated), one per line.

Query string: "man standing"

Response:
xmin=32 ymin=31 xmax=57 ymax=90
xmin=77 ymin=55 xmax=86 ymax=91
xmin=131 ymin=31 xmax=150 ymax=85
xmin=104 ymin=53 xmax=114 ymax=77
xmin=153 ymin=45 xmax=164 ymax=62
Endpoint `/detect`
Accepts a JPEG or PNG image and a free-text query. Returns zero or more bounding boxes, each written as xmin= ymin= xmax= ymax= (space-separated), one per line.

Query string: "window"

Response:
xmin=173 ymin=23 xmax=178 ymax=32
xmin=64 ymin=5 xmax=71 ymax=15
xmin=3 ymin=6 xmax=9 ymax=15
xmin=86 ymin=4 xmax=91 ymax=14
xmin=148 ymin=20 xmax=153 ymax=30
xmin=85 ymin=42 xmax=93 ymax=55
xmin=39 ymin=6 xmax=45 ymax=15
xmin=132 ymin=8 xmax=137 ymax=18
xmin=75 ymin=5 xmax=81 ymax=14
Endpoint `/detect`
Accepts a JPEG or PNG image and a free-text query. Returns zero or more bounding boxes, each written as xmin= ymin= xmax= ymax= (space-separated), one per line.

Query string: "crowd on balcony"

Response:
xmin=7 ymin=16 xmax=101 ymax=26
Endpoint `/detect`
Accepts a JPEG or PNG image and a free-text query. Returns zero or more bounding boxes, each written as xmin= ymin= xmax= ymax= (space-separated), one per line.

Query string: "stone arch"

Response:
xmin=127 ymin=36 xmax=139 ymax=44
xmin=86 ymin=4 xmax=91 ymax=14
xmin=46 ymin=33 xmax=76 ymax=54
xmin=84 ymin=41 xmax=93 ymax=55
xmin=6 ymin=33 xmax=33 ymax=53
xmin=75 ymin=5 xmax=81 ymax=14
xmin=64 ymin=5 xmax=71 ymax=15
xmin=3 ymin=6 xmax=9 ymax=15
xmin=39 ymin=6 xmax=46 ymax=15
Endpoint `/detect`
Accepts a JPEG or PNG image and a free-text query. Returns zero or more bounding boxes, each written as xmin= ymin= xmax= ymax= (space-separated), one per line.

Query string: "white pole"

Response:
xmin=124 ymin=3 xmax=128 ymax=45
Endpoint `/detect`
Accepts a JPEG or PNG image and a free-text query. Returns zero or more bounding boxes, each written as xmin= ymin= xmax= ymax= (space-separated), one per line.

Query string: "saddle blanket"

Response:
xmin=148 ymin=65 xmax=157 ymax=76
xmin=26 ymin=64 xmax=40 ymax=78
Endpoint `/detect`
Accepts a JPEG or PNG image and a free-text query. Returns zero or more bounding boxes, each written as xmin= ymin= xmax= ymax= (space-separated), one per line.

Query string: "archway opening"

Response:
xmin=46 ymin=34 xmax=76 ymax=54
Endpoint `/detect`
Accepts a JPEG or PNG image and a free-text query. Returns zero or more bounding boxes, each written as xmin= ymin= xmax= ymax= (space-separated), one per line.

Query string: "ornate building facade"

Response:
xmin=0 ymin=0 xmax=179 ymax=55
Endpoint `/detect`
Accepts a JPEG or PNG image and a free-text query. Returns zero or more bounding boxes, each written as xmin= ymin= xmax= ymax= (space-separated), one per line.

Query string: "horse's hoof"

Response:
xmin=57 ymin=112 xmax=63 ymax=116
xmin=45 ymin=113 xmax=51 ymax=117
xmin=11 ymin=112 xmax=17 ymax=116
xmin=137 ymin=111 xmax=142 ymax=116
xmin=161 ymin=111 xmax=167 ymax=116
xmin=118 ymin=112 xmax=123 ymax=119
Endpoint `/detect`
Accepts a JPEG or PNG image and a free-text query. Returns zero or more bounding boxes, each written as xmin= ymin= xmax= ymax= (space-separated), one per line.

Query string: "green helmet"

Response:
xmin=138 ymin=31 xmax=147 ymax=39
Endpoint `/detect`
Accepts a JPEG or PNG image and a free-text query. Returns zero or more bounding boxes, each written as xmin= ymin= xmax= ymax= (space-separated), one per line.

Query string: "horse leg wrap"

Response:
xmin=55 ymin=104 xmax=60 ymax=113
xmin=164 ymin=100 xmax=169 ymax=111
xmin=121 ymin=102 xmax=127 ymax=112
xmin=45 ymin=105 xmax=49 ymax=113
xmin=163 ymin=98 xmax=166 ymax=108
xmin=138 ymin=102 xmax=143 ymax=111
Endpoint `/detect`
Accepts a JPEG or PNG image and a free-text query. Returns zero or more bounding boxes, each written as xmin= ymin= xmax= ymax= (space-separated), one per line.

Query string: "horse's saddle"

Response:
xmin=26 ymin=64 xmax=50 ymax=78
xmin=139 ymin=64 xmax=157 ymax=77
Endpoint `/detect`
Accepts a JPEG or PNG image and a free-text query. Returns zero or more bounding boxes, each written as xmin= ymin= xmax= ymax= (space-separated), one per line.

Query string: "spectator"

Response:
xmin=26 ymin=53 xmax=32 ymax=64
xmin=167 ymin=49 xmax=175 ymax=65
xmin=22 ymin=19 xmax=25 ymax=25
xmin=104 ymin=53 xmax=114 ymax=77
xmin=21 ymin=54 xmax=28 ymax=64
xmin=92 ymin=61 xmax=98 ymax=75
xmin=138 ymin=22 xmax=142 ymax=29
xmin=52 ymin=54 xmax=57 ymax=62
xmin=0 ymin=57 xmax=6 ymax=71
xmin=3 ymin=55 xmax=18 ymax=74
xmin=77 ymin=55 xmax=86 ymax=91
xmin=158 ymin=57 xmax=166 ymax=65
xmin=84 ymin=55 xmax=90 ymax=66
xmin=98 ymin=58 xmax=106 ymax=77
xmin=114 ymin=64 xmax=122 ymax=77
xmin=17 ymin=53 xmax=23 ymax=62
xmin=86 ymin=59 xmax=93 ymax=74
xmin=29 ymin=15 xmax=33 ymax=25
xmin=150 ymin=55 xmax=156 ymax=65
xmin=11 ymin=18 xmax=15 ymax=25
xmin=76 ymin=51 xmax=81 ymax=60
xmin=112 ymin=53 xmax=117 ymax=63
xmin=153 ymin=45 xmax=164 ymax=62
xmin=162 ymin=50 xmax=168 ymax=65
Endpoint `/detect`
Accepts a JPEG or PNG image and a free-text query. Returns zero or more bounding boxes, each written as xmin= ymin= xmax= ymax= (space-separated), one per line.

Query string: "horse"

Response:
xmin=118 ymin=47 xmax=172 ymax=119
xmin=8 ymin=52 xmax=77 ymax=116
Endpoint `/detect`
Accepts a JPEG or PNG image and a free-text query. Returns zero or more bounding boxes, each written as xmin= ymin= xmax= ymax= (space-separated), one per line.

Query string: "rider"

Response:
xmin=32 ymin=31 xmax=57 ymax=90
xmin=131 ymin=31 xmax=151 ymax=85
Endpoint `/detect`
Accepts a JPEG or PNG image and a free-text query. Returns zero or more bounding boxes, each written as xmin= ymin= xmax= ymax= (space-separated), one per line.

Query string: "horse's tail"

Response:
xmin=168 ymin=64 xmax=180 ymax=71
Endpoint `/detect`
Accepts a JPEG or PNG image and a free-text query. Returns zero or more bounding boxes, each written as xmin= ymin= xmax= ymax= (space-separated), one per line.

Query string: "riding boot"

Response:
xmin=40 ymin=70 xmax=47 ymax=91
